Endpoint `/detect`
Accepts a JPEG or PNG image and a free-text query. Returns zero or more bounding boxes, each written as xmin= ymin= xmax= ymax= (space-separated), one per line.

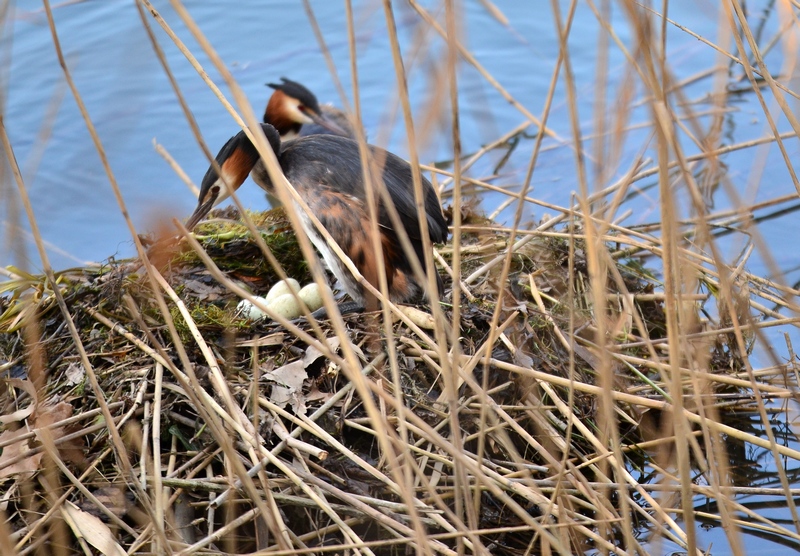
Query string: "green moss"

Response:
xmin=170 ymin=300 xmax=250 ymax=344
xmin=180 ymin=207 xmax=310 ymax=284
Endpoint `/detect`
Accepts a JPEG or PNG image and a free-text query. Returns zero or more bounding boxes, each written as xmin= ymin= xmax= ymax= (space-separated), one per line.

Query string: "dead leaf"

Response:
xmin=0 ymin=379 xmax=37 ymax=424
xmin=183 ymin=279 xmax=222 ymax=301
xmin=305 ymin=384 xmax=334 ymax=403
xmin=32 ymin=401 xmax=73 ymax=430
xmin=173 ymin=493 xmax=196 ymax=544
xmin=265 ymin=360 xmax=307 ymax=412
xmin=303 ymin=337 xmax=341 ymax=367
xmin=265 ymin=360 xmax=307 ymax=392
xmin=63 ymin=500 xmax=127 ymax=556
xmin=0 ymin=401 xmax=75 ymax=479
xmin=0 ymin=427 xmax=41 ymax=479
xmin=65 ymin=363 xmax=85 ymax=386
xmin=78 ymin=486 xmax=132 ymax=521
xmin=290 ymin=394 xmax=307 ymax=416
xmin=0 ymin=482 xmax=15 ymax=511
xmin=513 ymin=349 xmax=534 ymax=368
xmin=37 ymin=402 xmax=84 ymax=467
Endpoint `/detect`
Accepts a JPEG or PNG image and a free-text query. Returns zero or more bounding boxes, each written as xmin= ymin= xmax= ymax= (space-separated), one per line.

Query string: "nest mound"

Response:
xmin=0 ymin=207 xmax=754 ymax=554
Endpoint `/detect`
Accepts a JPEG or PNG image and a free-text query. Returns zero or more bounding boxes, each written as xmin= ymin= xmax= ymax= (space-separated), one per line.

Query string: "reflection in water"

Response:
xmin=626 ymin=401 xmax=800 ymax=554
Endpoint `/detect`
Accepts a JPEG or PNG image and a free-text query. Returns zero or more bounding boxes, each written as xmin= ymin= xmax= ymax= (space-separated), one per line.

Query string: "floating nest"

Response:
xmin=0 ymin=206 xmax=758 ymax=554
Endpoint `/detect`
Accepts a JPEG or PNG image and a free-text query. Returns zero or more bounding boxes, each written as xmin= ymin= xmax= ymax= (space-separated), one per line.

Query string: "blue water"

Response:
xmin=2 ymin=2 xmax=800 ymax=554
xmin=9 ymin=1 xmax=788 ymax=271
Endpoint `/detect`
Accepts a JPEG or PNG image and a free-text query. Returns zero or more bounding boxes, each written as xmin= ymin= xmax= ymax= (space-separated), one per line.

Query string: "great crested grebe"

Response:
xmin=186 ymin=123 xmax=447 ymax=311
xmin=264 ymin=77 xmax=356 ymax=141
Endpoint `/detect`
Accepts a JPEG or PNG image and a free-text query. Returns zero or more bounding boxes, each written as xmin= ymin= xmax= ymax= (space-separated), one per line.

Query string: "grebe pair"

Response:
xmin=186 ymin=78 xmax=447 ymax=311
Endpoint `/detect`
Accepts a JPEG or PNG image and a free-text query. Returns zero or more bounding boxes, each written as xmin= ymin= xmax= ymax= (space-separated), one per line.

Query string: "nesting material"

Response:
xmin=0 ymin=206 xmax=775 ymax=555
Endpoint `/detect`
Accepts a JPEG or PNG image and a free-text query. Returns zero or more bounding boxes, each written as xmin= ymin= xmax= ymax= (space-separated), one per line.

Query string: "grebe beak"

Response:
xmin=185 ymin=185 xmax=221 ymax=231
xmin=307 ymin=110 xmax=350 ymax=137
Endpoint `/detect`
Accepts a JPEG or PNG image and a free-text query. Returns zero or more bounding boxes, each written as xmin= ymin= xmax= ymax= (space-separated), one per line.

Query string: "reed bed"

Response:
xmin=2 ymin=1 xmax=800 ymax=555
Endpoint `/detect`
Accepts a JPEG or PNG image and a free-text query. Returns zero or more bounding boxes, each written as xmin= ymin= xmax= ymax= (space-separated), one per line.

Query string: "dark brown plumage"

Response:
xmin=187 ymin=123 xmax=447 ymax=310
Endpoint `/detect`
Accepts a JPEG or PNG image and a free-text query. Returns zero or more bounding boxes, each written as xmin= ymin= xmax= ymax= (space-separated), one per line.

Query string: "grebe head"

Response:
xmin=185 ymin=124 xmax=281 ymax=230
xmin=265 ymin=77 xmax=348 ymax=139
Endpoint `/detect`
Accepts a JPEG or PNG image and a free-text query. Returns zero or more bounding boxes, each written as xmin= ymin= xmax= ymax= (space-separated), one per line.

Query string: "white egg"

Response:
xmin=298 ymin=283 xmax=325 ymax=312
xmin=237 ymin=296 xmax=270 ymax=321
xmin=265 ymin=279 xmax=301 ymax=303
xmin=267 ymin=293 xmax=304 ymax=319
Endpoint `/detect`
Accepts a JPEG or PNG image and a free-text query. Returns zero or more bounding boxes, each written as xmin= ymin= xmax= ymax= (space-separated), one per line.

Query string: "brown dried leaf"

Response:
xmin=63 ymin=500 xmax=127 ymax=556
xmin=0 ymin=401 xmax=76 ymax=479
xmin=303 ymin=337 xmax=341 ymax=367
xmin=78 ymin=486 xmax=132 ymax=521
xmin=305 ymin=384 xmax=334 ymax=403
xmin=32 ymin=401 xmax=73 ymax=430
xmin=173 ymin=493 xmax=197 ymax=544
xmin=0 ymin=427 xmax=41 ymax=479
xmin=265 ymin=360 xmax=307 ymax=412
